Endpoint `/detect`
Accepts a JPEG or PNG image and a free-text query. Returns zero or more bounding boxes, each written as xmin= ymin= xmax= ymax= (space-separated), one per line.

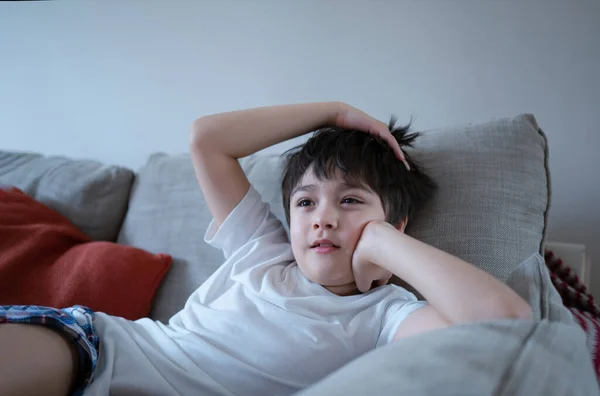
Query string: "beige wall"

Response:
xmin=1 ymin=0 xmax=599 ymax=293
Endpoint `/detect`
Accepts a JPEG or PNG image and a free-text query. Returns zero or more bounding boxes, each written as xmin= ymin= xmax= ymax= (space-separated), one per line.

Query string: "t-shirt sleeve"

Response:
xmin=204 ymin=185 xmax=290 ymax=260
xmin=376 ymin=289 xmax=429 ymax=347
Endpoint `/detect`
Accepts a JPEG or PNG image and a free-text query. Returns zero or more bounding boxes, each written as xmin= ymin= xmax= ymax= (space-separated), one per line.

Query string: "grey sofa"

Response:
xmin=2 ymin=114 xmax=597 ymax=395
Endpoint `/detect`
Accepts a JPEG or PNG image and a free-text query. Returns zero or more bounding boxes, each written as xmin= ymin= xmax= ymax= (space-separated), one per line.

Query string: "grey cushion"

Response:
xmin=506 ymin=253 xmax=576 ymax=325
xmin=407 ymin=113 xmax=550 ymax=281
xmin=120 ymin=114 xmax=550 ymax=323
xmin=117 ymin=153 xmax=211 ymax=323
xmin=297 ymin=320 xmax=595 ymax=396
xmin=116 ymin=153 xmax=284 ymax=323
xmin=296 ymin=253 xmax=598 ymax=396
xmin=0 ymin=150 xmax=134 ymax=241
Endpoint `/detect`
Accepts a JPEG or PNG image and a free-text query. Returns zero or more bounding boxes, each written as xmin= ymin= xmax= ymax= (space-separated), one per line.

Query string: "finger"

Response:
xmin=383 ymin=134 xmax=408 ymax=165
xmin=391 ymin=141 xmax=405 ymax=162
xmin=401 ymin=158 xmax=411 ymax=171
xmin=374 ymin=278 xmax=388 ymax=288
xmin=384 ymin=133 xmax=411 ymax=171
xmin=369 ymin=124 xmax=411 ymax=171
xmin=355 ymin=276 xmax=372 ymax=294
xmin=373 ymin=124 xmax=402 ymax=157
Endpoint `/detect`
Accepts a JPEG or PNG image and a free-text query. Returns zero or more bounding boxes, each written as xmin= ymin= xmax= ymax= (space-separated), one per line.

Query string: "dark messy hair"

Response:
xmin=281 ymin=118 xmax=437 ymax=226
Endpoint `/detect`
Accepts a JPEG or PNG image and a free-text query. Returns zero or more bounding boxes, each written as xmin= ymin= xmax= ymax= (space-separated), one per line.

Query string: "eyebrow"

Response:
xmin=291 ymin=182 xmax=371 ymax=196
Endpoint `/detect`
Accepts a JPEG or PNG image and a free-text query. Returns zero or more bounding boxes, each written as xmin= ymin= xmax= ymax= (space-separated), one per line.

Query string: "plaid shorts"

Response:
xmin=0 ymin=305 xmax=100 ymax=396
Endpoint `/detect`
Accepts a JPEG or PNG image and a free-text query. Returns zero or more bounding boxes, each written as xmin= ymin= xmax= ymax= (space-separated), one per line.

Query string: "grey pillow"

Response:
xmin=0 ymin=150 xmax=134 ymax=241
xmin=116 ymin=153 xmax=285 ymax=323
xmin=296 ymin=253 xmax=598 ymax=396
xmin=297 ymin=321 xmax=595 ymax=396
xmin=506 ymin=252 xmax=576 ymax=325
xmin=120 ymin=114 xmax=549 ymax=323
xmin=406 ymin=114 xmax=549 ymax=282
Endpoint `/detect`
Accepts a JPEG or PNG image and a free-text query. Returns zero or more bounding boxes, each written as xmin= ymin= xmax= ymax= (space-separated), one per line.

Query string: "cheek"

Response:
xmin=342 ymin=212 xmax=384 ymax=251
xmin=289 ymin=217 xmax=307 ymax=252
xmin=341 ymin=228 xmax=362 ymax=256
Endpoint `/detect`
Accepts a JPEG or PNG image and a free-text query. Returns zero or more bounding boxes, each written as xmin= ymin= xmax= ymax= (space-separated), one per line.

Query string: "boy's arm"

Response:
xmin=190 ymin=102 xmax=342 ymax=227
xmin=352 ymin=221 xmax=532 ymax=341
xmin=190 ymin=102 xmax=405 ymax=227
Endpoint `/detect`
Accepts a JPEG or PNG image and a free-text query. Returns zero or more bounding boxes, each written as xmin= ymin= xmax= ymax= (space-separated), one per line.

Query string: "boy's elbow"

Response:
xmin=503 ymin=299 xmax=533 ymax=321
xmin=481 ymin=299 xmax=532 ymax=322
xmin=190 ymin=117 xmax=216 ymax=148
xmin=513 ymin=302 xmax=534 ymax=320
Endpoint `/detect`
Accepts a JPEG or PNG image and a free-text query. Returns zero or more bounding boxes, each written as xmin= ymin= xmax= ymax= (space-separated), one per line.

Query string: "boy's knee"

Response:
xmin=0 ymin=323 xmax=79 ymax=396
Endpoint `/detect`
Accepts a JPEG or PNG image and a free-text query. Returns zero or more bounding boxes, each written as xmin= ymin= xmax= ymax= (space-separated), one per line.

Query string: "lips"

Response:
xmin=310 ymin=239 xmax=340 ymax=248
xmin=312 ymin=245 xmax=339 ymax=254
xmin=311 ymin=239 xmax=340 ymax=254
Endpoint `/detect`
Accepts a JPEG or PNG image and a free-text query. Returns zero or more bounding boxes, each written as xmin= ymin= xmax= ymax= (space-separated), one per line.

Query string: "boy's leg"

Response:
xmin=0 ymin=323 xmax=79 ymax=396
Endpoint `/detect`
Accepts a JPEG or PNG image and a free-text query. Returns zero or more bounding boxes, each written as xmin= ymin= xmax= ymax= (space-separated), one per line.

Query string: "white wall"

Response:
xmin=1 ymin=0 xmax=599 ymax=293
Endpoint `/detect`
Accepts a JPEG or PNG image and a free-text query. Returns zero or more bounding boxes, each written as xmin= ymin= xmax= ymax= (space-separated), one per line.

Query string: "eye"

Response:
xmin=296 ymin=199 xmax=314 ymax=207
xmin=342 ymin=197 xmax=361 ymax=204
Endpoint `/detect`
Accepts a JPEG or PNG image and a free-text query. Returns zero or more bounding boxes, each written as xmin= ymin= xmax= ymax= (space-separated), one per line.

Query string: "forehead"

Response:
xmin=299 ymin=166 xmax=342 ymax=184
xmin=293 ymin=167 xmax=372 ymax=195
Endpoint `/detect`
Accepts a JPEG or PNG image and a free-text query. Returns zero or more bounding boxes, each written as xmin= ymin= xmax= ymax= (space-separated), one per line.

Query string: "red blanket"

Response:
xmin=544 ymin=250 xmax=599 ymax=381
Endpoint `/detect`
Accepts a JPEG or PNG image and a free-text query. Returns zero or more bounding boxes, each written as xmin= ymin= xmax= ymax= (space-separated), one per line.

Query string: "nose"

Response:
xmin=312 ymin=206 xmax=338 ymax=230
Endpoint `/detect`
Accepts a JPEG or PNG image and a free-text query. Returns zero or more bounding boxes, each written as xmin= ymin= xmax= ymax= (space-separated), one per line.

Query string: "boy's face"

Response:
xmin=289 ymin=166 xmax=405 ymax=296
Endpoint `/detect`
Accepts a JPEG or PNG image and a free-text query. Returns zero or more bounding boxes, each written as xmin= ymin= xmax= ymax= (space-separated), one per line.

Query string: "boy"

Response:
xmin=0 ymin=102 xmax=531 ymax=396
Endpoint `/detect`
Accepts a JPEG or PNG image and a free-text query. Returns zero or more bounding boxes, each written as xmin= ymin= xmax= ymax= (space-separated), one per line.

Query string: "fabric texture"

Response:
xmin=0 ymin=304 xmax=100 ymax=396
xmin=120 ymin=114 xmax=549 ymax=323
xmin=544 ymin=250 xmax=600 ymax=381
xmin=403 ymin=114 xmax=550 ymax=281
xmin=116 ymin=152 xmax=213 ymax=323
xmin=0 ymin=149 xmax=134 ymax=241
xmin=0 ymin=187 xmax=172 ymax=320
xmin=297 ymin=253 xmax=598 ymax=396
xmin=505 ymin=253 xmax=576 ymax=324
xmin=298 ymin=320 xmax=594 ymax=396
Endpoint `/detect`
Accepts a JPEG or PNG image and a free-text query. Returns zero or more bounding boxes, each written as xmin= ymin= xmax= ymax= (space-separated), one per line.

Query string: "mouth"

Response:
xmin=312 ymin=246 xmax=339 ymax=254
xmin=310 ymin=240 xmax=340 ymax=254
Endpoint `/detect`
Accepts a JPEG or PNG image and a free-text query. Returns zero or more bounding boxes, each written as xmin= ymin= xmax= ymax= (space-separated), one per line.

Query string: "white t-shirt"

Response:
xmin=84 ymin=185 xmax=426 ymax=396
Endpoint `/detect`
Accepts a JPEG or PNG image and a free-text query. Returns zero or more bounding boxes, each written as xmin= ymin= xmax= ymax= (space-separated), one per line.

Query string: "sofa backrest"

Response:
xmin=0 ymin=150 xmax=134 ymax=242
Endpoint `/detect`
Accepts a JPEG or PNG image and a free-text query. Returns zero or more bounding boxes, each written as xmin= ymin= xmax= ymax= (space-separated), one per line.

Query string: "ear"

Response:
xmin=395 ymin=217 xmax=408 ymax=233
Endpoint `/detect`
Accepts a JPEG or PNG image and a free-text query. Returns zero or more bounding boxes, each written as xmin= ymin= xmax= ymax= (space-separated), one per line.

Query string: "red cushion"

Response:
xmin=0 ymin=187 xmax=171 ymax=320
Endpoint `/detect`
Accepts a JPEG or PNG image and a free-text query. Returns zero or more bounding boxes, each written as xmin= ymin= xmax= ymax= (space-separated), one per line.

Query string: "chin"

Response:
xmin=298 ymin=267 xmax=349 ymax=287
xmin=311 ymin=273 xmax=356 ymax=290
